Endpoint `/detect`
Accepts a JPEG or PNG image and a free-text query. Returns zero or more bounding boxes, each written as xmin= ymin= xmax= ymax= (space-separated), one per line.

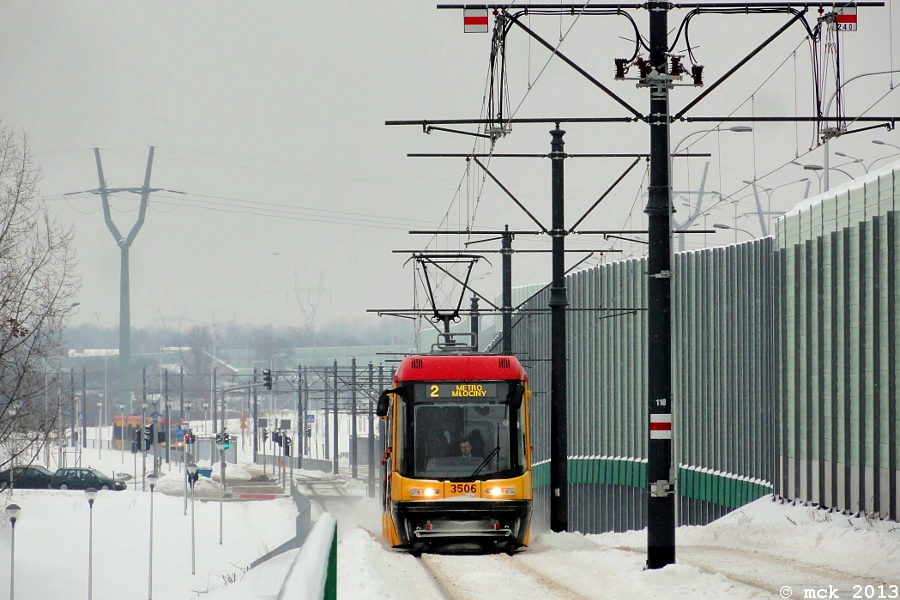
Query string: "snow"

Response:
xmin=8 ymin=426 xmax=898 ymax=600
xmin=328 ymin=491 xmax=900 ymax=600
xmin=276 ymin=513 xmax=336 ymax=600
xmin=781 ymin=157 xmax=900 ymax=219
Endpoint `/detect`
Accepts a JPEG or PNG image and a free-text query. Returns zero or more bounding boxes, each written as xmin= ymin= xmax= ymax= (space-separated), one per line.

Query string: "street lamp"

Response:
xmin=85 ymin=488 xmax=98 ymax=600
xmin=671 ymin=126 xmax=753 ymax=251
xmin=97 ymin=402 xmax=103 ymax=459
xmin=141 ymin=401 xmax=150 ymax=491
xmin=713 ymin=223 xmax=757 ymax=241
xmin=6 ymin=503 xmax=20 ymax=600
xmin=216 ymin=436 xmax=225 ymax=546
xmin=742 ymin=178 xmax=809 ymax=237
xmin=186 ymin=463 xmax=197 ymax=575
xmin=147 ymin=472 xmax=157 ymax=600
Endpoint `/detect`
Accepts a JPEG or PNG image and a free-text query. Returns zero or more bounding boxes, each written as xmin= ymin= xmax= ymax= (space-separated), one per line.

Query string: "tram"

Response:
xmin=377 ymin=347 xmax=532 ymax=553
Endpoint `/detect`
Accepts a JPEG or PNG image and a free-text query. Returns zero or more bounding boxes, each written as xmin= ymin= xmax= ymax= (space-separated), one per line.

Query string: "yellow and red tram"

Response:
xmin=377 ymin=352 xmax=532 ymax=552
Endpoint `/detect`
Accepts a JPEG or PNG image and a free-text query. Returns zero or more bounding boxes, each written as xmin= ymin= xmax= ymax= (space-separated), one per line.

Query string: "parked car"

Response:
xmin=0 ymin=465 xmax=55 ymax=490
xmin=49 ymin=468 xmax=127 ymax=491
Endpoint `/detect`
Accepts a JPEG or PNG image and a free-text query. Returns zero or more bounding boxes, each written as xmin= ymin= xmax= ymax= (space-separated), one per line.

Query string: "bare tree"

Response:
xmin=0 ymin=123 xmax=79 ymax=471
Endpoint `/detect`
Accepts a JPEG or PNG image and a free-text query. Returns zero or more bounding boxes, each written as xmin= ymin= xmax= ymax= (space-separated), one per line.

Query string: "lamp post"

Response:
xmin=792 ymin=161 xmax=855 ymax=194
xmin=215 ymin=437 xmax=225 ymax=546
xmin=96 ymin=403 xmax=103 ymax=459
xmin=742 ymin=178 xmax=809 ymax=237
xmin=187 ymin=463 xmax=197 ymax=575
xmin=85 ymin=488 xmax=97 ymax=600
xmin=820 ymin=69 xmax=900 ymax=191
xmin=836 ymin=145 xmax=900 ymax=173
xmin=141 ymin=401 xmax=150 ymax=491
xmin=119 ymin=404 xmax=125 ymax=466
xmin=713 ymin=223 xmax=757 ymax=240
xmin=671 ymin=126 xmax=753 ymax=250
xmin=147 ymin=473 xmax=157 ymax=600
xmin=6 ymin=503 xmax=20 ymax=600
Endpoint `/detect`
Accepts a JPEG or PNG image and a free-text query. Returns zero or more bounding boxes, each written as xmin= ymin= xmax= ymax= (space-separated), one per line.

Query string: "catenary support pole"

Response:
xmin=351 ymin=358 xmax=358 ymax=479
xmin=82 ymin=367 xmax=87 ymax=451
xmin=378 ymin=365 xmax=385 ymax=498
xmin=646 ymin=0 xmax=676 ymax=569
xmin=252 ymin=368 xmax=258 ymax=463
xmin=501 ymin=225 xmax=513 ymax=354
xmin=142 ymin=369 xmax=147 ymax=492
xmin=212 ymin=368 xmax=217 ymax=462
xmin=164 ymin=371 xmax=169 ymax=464
xmin=180 ymin=366 xmax=184 ymax=422
xmin=333 ymin=360 xmax=339 ymax=475
xmin=367 ymin=362 xmax=375 ymax=497
xmin=297 ymin=365 xmax=302 ymax=471
xmin=303 ymin=366 xmax=310 ymax=459
xmin=549 ymin=125 xmax=569 ymax=533
xmin=324 ymin=366 xmax=330 ymax=462
xmin=470 ymin=296 xmax=480 ymax=347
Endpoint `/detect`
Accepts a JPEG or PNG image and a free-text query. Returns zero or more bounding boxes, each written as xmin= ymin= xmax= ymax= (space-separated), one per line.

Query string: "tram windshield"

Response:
xmin=402 ymin=381 xmax=526 ymax=481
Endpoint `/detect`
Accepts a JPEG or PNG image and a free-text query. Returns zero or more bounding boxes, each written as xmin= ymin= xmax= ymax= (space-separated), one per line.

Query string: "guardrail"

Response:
xmin=250 ymin=481 xmax=313 ymax=568
xmin=276 ymin=513 xmax=337 ymax=600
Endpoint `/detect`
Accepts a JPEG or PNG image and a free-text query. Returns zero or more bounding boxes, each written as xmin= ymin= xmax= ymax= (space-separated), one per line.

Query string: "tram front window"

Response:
xmin=405 ymin=381 xmax=525 ymax=481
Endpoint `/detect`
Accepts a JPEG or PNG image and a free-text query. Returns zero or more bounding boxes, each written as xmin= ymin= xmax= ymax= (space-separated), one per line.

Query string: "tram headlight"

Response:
xmin=409 ymin=487 xmax=440 ymax=497
xmin=488 ymin=487 xmax=516 ymax=497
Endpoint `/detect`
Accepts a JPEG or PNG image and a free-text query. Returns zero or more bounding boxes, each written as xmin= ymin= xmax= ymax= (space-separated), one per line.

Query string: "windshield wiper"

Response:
xmin=470 ymin=446 xmax=500 ymax=478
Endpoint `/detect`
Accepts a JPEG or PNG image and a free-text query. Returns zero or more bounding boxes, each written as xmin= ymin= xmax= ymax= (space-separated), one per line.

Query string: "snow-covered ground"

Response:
xmin=7 ymin=426 xmax=899 ymax=599
xmin=0 ymin=433 xmax=299 ymax=599
xmin=331 ymin=492 xmax=900 ymax=600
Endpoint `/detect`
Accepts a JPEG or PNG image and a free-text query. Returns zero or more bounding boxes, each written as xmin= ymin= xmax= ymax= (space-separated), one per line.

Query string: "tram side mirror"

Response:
xmin=376 ymin=387 xmax=406 ymax=417
xmin=507 ymin=383 xmax=524 ymax=410
xmin=376 ymin=392 xmax=390 ymax=417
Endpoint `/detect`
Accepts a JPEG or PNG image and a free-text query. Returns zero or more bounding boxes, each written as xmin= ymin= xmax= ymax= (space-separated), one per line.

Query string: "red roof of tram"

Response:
xmin=394 ymin=354 xmax=526 ymax=383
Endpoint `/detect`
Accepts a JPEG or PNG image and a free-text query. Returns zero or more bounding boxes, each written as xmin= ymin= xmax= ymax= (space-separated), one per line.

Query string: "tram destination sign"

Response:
xmin=427 ymin=382 xmax=498 ymax=399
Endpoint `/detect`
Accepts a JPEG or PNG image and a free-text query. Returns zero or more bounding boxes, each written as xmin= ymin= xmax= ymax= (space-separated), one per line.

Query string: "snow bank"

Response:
xmin=211 ymin=462 xmax=254 ymax=482
xmin=155 ymin=471 xmax=221 ymax=496
xmin=586 ymin=496 xmax=900 ymax=581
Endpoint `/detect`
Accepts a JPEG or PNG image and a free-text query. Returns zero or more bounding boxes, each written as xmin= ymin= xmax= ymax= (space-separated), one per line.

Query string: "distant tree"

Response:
xmin=0 ymin=124 xmax=79 ymax=470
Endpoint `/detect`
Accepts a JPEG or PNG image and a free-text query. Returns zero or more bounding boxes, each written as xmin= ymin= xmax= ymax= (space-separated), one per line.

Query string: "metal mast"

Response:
xmin=93 ymin=147 xmax=157 ymax=413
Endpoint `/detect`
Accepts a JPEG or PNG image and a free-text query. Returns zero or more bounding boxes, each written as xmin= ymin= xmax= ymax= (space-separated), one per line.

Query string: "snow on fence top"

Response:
xmin=277 ymin=513 xmax=337 ymax=600
xmin=777 ymin=158 xmax=900 ymax=250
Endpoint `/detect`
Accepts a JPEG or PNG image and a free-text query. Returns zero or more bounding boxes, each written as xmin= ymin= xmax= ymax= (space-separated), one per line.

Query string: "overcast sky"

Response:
xmin=2 ymin=1 xmax=898 ymax=332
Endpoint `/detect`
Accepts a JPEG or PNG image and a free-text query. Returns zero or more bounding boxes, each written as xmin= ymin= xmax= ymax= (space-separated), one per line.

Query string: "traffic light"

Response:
xmin=143 ymin=425 xmax=153 ymax=450
xmin=261 ymin=428 xmax=268 ymax=443
xmin=184 ymin=433 xmax=191 ymax=445
xmin=262 ymin=369 xmax=273 ymax=390
xmin=215 ymin=432 xmax=222 ymax=445
xmin=132 ymin=429 xmax=141 ymax=453
xmin=306 ymin=424 xmax=312 ymax=438
xmin=284 ymin=436 xmax=292 ymax=457
xmin=273 ymin=431 xmax=283 ymax=446
xmin=224 ymin=433 xmax=231 ymax=450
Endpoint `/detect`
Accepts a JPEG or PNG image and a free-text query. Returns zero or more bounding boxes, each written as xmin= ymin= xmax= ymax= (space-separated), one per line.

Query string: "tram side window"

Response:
xmin=396 ymin=398 xmax=406 ymax=473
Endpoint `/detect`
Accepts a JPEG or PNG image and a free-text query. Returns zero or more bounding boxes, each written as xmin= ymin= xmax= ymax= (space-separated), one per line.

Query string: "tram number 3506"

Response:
xmin=449 ymin=483 xmax=477 ymax=494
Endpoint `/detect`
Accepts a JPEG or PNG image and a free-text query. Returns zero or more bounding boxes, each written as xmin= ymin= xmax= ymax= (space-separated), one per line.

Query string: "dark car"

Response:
xmin=0 ymin=465 xmax=55 ymax=490
xmin=49 ymin=468 xmax=127 ymax=491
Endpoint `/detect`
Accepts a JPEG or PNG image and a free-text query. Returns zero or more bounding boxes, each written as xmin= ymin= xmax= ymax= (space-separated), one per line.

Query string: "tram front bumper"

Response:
xmin=393 ymin=499 xmax=531 ymax=547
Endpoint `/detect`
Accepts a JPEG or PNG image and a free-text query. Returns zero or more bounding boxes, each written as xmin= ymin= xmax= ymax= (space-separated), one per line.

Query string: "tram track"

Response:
xmin=417 ymin=552 xmax=592 ymax=600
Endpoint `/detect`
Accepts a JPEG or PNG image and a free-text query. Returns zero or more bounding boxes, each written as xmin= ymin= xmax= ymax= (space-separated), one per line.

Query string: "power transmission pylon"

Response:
xmin=84 ymin=147 xmax=162 ymax=412
xmin=287 ymin=271 xmax=331 ymax=347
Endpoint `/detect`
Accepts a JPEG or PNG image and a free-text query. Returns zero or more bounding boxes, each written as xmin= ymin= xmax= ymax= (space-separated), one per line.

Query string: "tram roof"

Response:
xmin=394 ymin=353 xmax=527 ymax=382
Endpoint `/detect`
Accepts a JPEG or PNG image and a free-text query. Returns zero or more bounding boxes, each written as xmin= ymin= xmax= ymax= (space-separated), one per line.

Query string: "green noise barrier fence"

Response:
xmin=516 ymin=163 xmax=900 ymax=533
